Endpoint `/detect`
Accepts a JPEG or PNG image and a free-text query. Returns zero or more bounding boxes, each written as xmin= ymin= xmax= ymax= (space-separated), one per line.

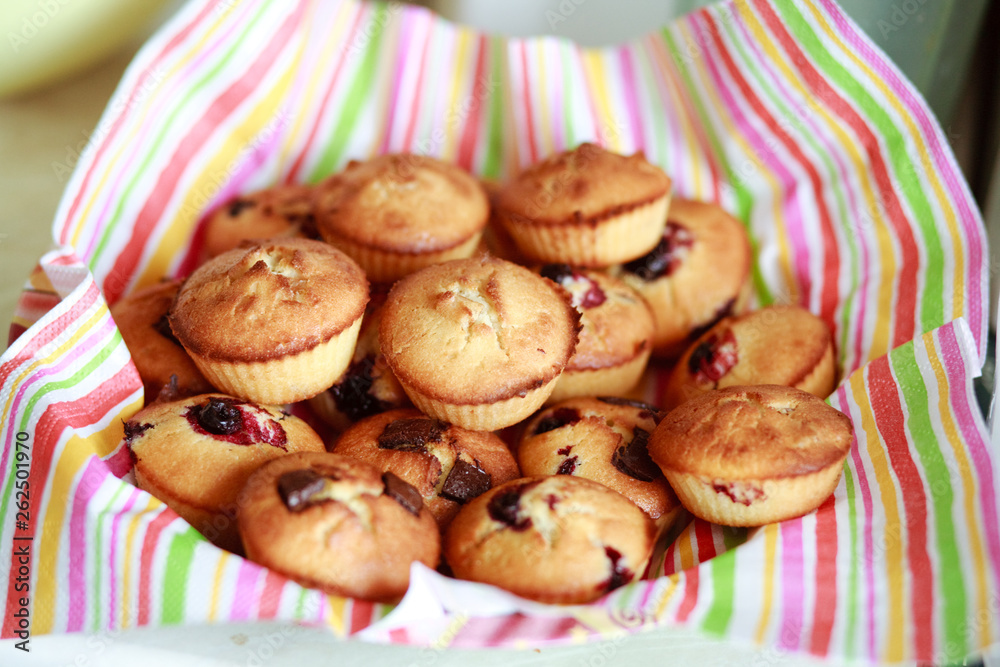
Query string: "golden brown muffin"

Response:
xmin=124 ymin=393 xmax=326 ymax=553
xmin=648 ymin=385 xmax=853 ymax=527
xmin=444 ymin=475 xmax=656 ymax=604
xmin=613 ymin=198 xmax=753 ymax=359
xmin=662 ymin=305 xmax=836 ymax=410
xmin=538 ymin=265 xmax=655 ymax=403
xmin=379 ymin=255 xmax=580 ymax=431
xmin=306 ymin=291 xmax=410 ymax=434
xmin=494 ymin=143 xmax=671 ymax=267
xmin=331 ymin=408 xmax=520 ymax=528
xmin=169 ymin=238 xmax=369 ymax=405
xmin=110 ymin=280 xmax=214 ymax=402
xmin=518 ymin=397 xmax=681 ymax=531
xmin=202 ymin=184 xmax=317 ymax=259
xmin=314 ymin=154 xmax=489 ymax=284
xmin=237 ymin=451 xmax=440 ymax=602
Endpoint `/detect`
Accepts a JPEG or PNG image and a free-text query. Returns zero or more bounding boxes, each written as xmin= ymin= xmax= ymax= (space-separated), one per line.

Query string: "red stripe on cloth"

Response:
xmin=136 ymin=510 xmax=179 ymax=626
xmin=256 ymin=569 xmax=288 ymax=619
xmin=285 ymin=7 xmax=367 ymax=184
xmin=455 ymin=34 xmax=490 ymax=171
xmin=2 ymin=363 xmax=137 ymax=635
xmin=519 ymin=42 xmax=538 ymax=165
xmin=102 ymin=7 xmax=304 ymax=304
xmin=752 ymin=0 xmax=918 ymax=348
xmin=348 ymin=599 xmax=377 ymax=634
xmin=810 ymin=492 xmax=839 ymax=655
xmin=866 ymin=356 xmax=934 ymax=658
xmin=59 ymin=1 xmax=225 ymax=242
xmin=703 ymin=11 xmax=840 ymax=328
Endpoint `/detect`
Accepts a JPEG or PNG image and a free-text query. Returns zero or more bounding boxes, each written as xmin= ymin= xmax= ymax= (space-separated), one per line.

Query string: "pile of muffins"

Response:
xmin=113 ymin=143 xmax=853 ymax=606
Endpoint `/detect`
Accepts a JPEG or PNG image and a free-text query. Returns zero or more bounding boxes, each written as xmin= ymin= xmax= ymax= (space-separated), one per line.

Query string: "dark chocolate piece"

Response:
xmin=227 ymin=198 xmax=256 ymax=217
xmin=382 ymin=472 xmax=423 ymax=516
xmin=597 ymin=396 xmax=664 ymax=421
xmin=377 ymin=417 xmax=446 ymax=453
xmin=439 ymin=459 xmax=491 ymax=504
xmin=532 ymin=407 xmax=581 ymax=435
xmin=152 ymin=312 xmax=181 ymax=346
xmin=330 ymin=356 xmax=390 ymax=422
xmin=278 ymin=469 xmax=328 ymax=512
xmin=611 ymin=427 xmax=659 ymax=482
xmin=622 ymin=221 xmax=694 ymax=281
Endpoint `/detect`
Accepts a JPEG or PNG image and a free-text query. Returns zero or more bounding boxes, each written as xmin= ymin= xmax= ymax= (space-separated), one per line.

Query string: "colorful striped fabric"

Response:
xmin=1 ymin=0 xmax=996 ymax=662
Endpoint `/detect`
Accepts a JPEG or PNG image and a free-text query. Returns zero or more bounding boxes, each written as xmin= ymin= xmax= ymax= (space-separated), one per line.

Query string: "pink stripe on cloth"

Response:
xmin=618 ymin=47 xmax=646 ymax=151
xmin=81 ymin=1 xmax=262 ymax=262
xmin=67 ymin=457 xmax=108 ymax=631
xmin=815 ymin=0 xmax=986 ymax=357
xmin=105 ymin=487 xmax=142 ymax=630
xmin=230 ymin=559 xmax=264 ymax=621
xmin=379 ymin=4 xmax=416 ymax=155
xmin=936 ymin=324 xmax=1000 ymax=573
xmin=688 ymin=13 xmax=812 ymax=295
xmin=777 ymin=519 xmax=804 ymax=651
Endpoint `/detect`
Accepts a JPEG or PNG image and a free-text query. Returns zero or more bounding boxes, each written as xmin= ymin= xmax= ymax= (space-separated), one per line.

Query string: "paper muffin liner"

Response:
xmin=2 ymin=0 xmax=998 ymax=663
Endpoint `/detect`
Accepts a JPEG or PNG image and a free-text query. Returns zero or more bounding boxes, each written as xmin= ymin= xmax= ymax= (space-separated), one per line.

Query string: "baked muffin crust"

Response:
xmin=171 ymin=238 xmax=368 ymax=362
xmin=379 ymin=255 xmax=579 ymax=427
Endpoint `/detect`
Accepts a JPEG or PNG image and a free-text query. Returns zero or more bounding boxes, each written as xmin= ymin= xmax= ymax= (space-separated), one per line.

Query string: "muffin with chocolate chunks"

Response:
xmin=518 ymin=396 xmax=682 ymax=531
xmin=445 ymin=475 xmax=656 ymax=604
xmin=332 ymin=408 xmax=520 ymax=528
xmin=237 ymin=451 xmax=440 ymax=602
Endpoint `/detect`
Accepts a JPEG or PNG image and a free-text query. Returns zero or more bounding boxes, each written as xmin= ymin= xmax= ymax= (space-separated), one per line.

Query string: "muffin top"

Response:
xmin=237 ymin=451 xmax=440 ymax=602
xmin=444 ymin=475 xmax=656 ymax=604
xmin=650 ymin=384 xmax=854 ymax=480
xmin=379 ymin=255 xmax=580 ymax=404
xmin=495 ymin=143 xmax=670 ymax=225
xmin=169 ymin=237 xmax=368 ymax=362
xmin=314 ymin=154 xmax=489 ymax=252
xmin=332 ymin=408 xmax=520 ymax=526
xmin=518 ymin=396 xmax=675 ymax=520
xmin=124 ymin=393 xmax=325 ymax=511
xmin=202 ymin=183 xmax=316 ymax=258
xmin=665 ymin=304 xmax=835 ymax=406
xmin=539 ymin=265 xmax=654 ymax=370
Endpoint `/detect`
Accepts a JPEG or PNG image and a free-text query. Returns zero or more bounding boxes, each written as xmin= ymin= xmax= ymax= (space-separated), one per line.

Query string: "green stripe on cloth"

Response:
xmin=772 ymin=0 xmax=945 ymax=338
xmin=659 ymin=24 xmax=772 ymax=306
xmin=161 ymin=528 xmax=200 ymax=624
xmin=307 ymin=4 xmax=388 ymax=182
xmin=891 ymin=341 xmax=967 ymax=659
xmin=89 ymin=5 xmax=271 ymax=271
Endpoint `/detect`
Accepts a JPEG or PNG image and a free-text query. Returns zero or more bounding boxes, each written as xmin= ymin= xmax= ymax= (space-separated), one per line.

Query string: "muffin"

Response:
xmin=123 ymin=393 xmax=326 ymax=552
xmin=109 ymin=279 xmax=214 ymax=402
xmin=237 ymin=451 xmax=440 ymax=602
xmin=169 ymin=237 xmax=369 ymax=405
xmin=518 ymin=397 xmax=681 ymax=529
xmin=444 ymin=475 xmax=657 ymax=604
xmin=648 ymin=385 xmax=853 ymax=527
xmin=539 ymin=265 xmax=655 ymax=403
xmin=379 ymin=255 xmax=580 ymax=431
xmin=494 ymin=143 xmax=672 ymax=267
xmin=662 ymin=305 xmax=836 ymax=410
xmin=331 ymin=408 xmax=520 ymax=528
xmin=306 ymin=291 xmax=409 ymax=434
xmin=202 ymin=183 xmax=317 ymax=258
xmin=613 ymin=197 xmax=753 ymax=359
xmin=314 ymin=154 xmax=489 ymax=284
